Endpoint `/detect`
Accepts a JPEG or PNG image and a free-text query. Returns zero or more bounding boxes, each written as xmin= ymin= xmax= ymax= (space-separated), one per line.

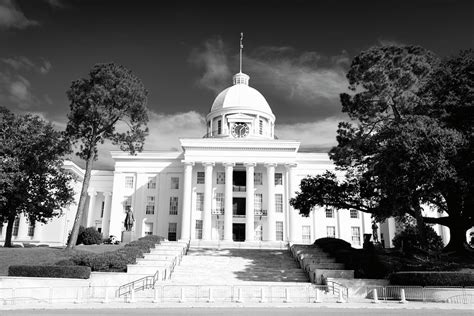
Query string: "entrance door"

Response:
xmin=233 ymin=223 xmax=246 ymax=241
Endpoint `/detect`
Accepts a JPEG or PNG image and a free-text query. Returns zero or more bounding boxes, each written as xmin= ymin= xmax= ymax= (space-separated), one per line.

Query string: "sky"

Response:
xmin=1 ymin=0 xmax=473 ymax=169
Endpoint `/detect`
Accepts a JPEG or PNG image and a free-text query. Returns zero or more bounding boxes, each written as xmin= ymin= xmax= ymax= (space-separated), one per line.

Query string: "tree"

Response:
xmin=290 ymin=46 xmax=473 ymax=253
xmin=0 ymin=107 xmax=74 ymax=247
xmin=65 ymin=63 xmax=148 ymax=249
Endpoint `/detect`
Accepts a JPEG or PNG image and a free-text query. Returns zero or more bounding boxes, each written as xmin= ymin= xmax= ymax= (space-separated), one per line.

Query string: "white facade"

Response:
xmin=1 ymin=71 xmax=373 ymax=247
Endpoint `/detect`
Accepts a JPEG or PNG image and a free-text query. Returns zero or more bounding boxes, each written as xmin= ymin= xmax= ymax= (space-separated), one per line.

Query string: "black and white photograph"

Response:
xmin=0 ymin=0 xmax=472 ymax=314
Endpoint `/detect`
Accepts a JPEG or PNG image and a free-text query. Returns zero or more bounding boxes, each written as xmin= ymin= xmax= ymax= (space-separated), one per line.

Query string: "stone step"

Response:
xmin=149 ymin=249 xmax=183 ymax=255
xmin=127 ymin=265 xmax=167 ymax=275
xmin=136 ymin=259 xmax=174 ymax=266
xmin=304 ymin=262 xmax=345 ymax=271
xmin=309 ymin=269 xmax=355 ymax=284
xmin=300 ymin=257 xmax=337 ymax=267
xmin=142 ymin=254 xmax=177 ymax=260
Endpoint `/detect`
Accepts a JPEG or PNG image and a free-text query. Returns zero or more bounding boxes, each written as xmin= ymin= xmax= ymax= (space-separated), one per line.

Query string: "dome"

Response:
xmin=210 ymin=73 xmax=273 ymax=115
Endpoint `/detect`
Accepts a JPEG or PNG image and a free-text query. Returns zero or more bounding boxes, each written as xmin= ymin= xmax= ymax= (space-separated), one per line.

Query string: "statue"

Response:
xmin=372 ymin=222 xmax=379 ymax=243
xmin=124 ymin=207 xmax=135 ymax=231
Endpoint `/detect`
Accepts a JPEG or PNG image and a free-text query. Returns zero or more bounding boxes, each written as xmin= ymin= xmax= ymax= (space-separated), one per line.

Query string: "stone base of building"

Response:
xmin=121 ymin=231 xmax=136 ymax=243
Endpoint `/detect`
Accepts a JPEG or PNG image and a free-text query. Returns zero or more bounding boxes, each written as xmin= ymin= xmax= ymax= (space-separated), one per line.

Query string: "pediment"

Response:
xmin=226 ymin=113 xmax=254 ymax=123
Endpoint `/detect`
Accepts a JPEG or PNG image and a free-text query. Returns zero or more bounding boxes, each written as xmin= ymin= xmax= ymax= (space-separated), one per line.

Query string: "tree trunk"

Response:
xmin=66 ymin=153 xmax=95 ymax=249
xmin=443 ymin=224 xmax=470 ymax=253
xmin=3 ymin=215 xmax=15 ymax=248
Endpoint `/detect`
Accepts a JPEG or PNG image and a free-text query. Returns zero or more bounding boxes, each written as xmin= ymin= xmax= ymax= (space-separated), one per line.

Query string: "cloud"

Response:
xmin=0 ymin=0 xmax=39 ymax=29
xmin=2 ymin=56 xmax=52 ymax=74
xmin=188 ymin=37 xmax=231 ymax=94
xmin=276 ymin=116 xmax=344 ymax=149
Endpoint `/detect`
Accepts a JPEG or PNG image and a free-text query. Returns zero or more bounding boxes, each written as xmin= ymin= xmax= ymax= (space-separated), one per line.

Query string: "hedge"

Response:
xmin=8 ymin=265 xmax=91 ymax=279
xmin=390 ymin=271 xmax=474 ymax=286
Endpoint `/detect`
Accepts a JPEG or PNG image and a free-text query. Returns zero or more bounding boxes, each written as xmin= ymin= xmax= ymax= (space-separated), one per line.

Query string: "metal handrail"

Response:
xmin=327 ymin=280 xmax=349 ymax=302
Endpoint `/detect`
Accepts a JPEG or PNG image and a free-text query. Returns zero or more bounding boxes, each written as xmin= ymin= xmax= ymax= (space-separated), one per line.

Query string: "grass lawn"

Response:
xmin=0 ymin=244 xmax=124 ymax=276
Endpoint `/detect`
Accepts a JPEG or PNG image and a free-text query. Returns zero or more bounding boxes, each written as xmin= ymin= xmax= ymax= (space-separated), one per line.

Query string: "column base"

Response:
xmin=121 ymin=231 xmax=136 ymax=243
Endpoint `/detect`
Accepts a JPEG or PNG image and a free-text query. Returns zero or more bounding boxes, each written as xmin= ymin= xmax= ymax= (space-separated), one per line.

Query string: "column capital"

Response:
xmin=87 ymin=190 xmax=97 ymax=196
xmin=264 ymin=162 xmax=277 ymax=168
xmin=244 ymin=162 xmax=256 ymax=168
xmin=202 ymin=161 xmax=215 ymax=167
xmin=182 ymin=161 xmax=195 ymax=166
xmin=103 ymin=192 xmax=112 ymax=197
xmin=223 ymin=162 xmax=235 ymax=168
xmin=285 ymin=163 xmax=297 ymax=169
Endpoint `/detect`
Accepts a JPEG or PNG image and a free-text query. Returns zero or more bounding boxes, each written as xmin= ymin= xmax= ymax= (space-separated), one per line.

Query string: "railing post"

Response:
xmin=284 ymin=287 xmax=291 ymax=303
xmin=102 ymin=286 xmax=109 ymax=304
xmin=314 ymin=287 xmax=322 ymax=303
xmin=179 ymin=287 xmax=185 ymax=303
xmin=399 ymin=288 xmax=407 ymax=304
xmin=235 ymin=288 xmax=242 ymax=303
xmin=128 ymin=286 xmax=136 ymax=303
xmin=207 ymin=287 xmax=214 ymax=303
xmin=259 ymin=287 xmax=265 ymax=303
xmin=152 ymin=287 xmax=159 ymax=303
xmin=337 ymin=289 xmax=345 ymax=303
xmin=49 ymin=287 xmax=53 ymax=304
xmin=372 ymin=289 xmax=379 ymax=304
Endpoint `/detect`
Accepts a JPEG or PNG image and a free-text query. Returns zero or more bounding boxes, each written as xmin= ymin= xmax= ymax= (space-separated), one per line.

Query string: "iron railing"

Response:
xmin=366 ymin=286 xmax=474 ymax=304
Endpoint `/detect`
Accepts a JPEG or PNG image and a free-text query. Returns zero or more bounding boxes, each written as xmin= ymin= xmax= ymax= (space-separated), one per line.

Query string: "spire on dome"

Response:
xmin=234 ymin=32 xmax=249 ymax=85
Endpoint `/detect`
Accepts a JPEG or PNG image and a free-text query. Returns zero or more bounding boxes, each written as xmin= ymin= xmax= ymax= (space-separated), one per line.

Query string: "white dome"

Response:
xmin=210 ymin=74 xmax=273 ymax=115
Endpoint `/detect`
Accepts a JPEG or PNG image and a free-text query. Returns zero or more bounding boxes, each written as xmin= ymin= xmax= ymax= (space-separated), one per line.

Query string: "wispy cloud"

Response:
xmin=0 ymin=0 xmax=39 ymax=29
xmin=2 ymin=56 xmax=52 ymax=74
xmin=188 ymin=37 xmax=231 ymax=94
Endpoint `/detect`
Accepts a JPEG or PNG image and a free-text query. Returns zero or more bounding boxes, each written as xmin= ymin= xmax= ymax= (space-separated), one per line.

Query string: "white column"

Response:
xmin=202 ymin=162 xmax=214 ymax=240
xmin=101 ymin=192 xmax=112 ymax=237
xmin=286 ymin=163 xmax=298 ymax=242
xmin=180 ymin=162 xmax=194 ymax=240
xmin=86 ymin=190 xmax=97 ymax=228
xmin=265 ymin=163 xmax=276 ymax=241
xmin=245 ymin=163 xmax=256 ymax=241
xmin=16 ymin=214 xmax=28 ymax=239
xmin=224 ymin=162 xmax=234 ymax=241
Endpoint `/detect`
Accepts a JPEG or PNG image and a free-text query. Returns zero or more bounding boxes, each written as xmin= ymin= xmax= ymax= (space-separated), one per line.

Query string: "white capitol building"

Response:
xmin=0 ymin=71 xmax=451 ymax=248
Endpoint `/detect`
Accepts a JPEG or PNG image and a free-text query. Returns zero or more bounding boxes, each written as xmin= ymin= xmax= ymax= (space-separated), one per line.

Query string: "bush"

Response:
xmin=314 ymin=238 xmax=351 ymax=251
xmin=78 ymin=227 xmax=103 ymax=245
xmin=55 ymin=259 xmax=77 ymax=266
xmin=392 ymin=225 xmax=444 ymax=252
xmin=390 ymin=271 xmax=474 ymax=286
xmin=125 ymin=239 xmax=155 ymax=253
xmin=138 ymin=235 xmax=165 ymax=244
xmin=8 ymin=265 xmax=91 ymax=279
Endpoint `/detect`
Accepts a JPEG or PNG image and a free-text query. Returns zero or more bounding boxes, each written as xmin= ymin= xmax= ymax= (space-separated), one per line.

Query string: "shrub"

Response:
xmin=55 ymin=259 xmax=77 ymax=266
xmin=78 ymin=227 xmax=103 ymax=245
xmin=392 ymin=225 xmax=444 ymax=252
xmin=8 ymin=265 xmax=91 ymax=279
xmin=314 ymin=238 xmax=351 ymax=252
xmin=125 ymin=239 xmax=155 ymax=252
xmin=138 ymin=235 xmax=164 ymax=244
xmin=390 ymin=271 xmax=474 ymax=286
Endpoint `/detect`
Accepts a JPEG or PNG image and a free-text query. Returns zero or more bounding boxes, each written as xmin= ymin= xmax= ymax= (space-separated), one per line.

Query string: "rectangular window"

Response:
xmin=255 ymin=223 xmax=263 ymax=241
xmin=259 ymin=119 xmax=263 ymax=135
xmin=217 ymin=120 xmax=222 ymax=134
xmin=327 ymin=226 xmax=336 ymax=238
xmin=170 ymin=177 xmax=179 ymax=189
xmin=144 ymin=222 xmax=153 ymax=236
xmin=254 ymin=194 xmax=263 ymax=213
xmin=196 ymin=193 xmax=204 ymax=212
xmin=27 ymin=220 xmax=35 ymax=237
xmin=276 ymin=221 xmax=284 ymax=241
xmin=0 ymin=223 xmax=3 ymax=235
xmin=147 ymin=177 xmax=156 ymax=189
xmin=169 ymin=196 xmax=178 ymax=215
xmin=275 ymin=194 xmax=283 ymax=213
xmin=325 ymin=208 xmax=334 ymax=218
xmin=275 ymin=173 xmax=283 ymax=185
xmin=124 ymin=196 xmax=132 ymax=211
xmin=146 ymin=196 xmax=155 ymax=215
xmin=351 ymin=226 xmax=361 ymax=245
xmin=168 ymin=223 xmax=177 ymax=241
xmin=215 ymin=192 xmax=224 ymax=212
xmin=100 ymin=201 xmax=105 ymax=218
xmin=125 ymin=176 xmax=134 ymax=189
xmin=254 ymin=172 xmax=263 ymax=185
xmin=195 ymin=220 xmax=203 ymax=239
xmin=302 ymin=225 xmax=311 ymax=243
xmin=350 ymin=209 xmax=359 ymax=219
xmin=197 ymin=172 xmax=205 ymax=184
xmin=12 ymin=217 xmax=19 ymax=236
xmin=217 ymin=172 xmax=225 ymax=184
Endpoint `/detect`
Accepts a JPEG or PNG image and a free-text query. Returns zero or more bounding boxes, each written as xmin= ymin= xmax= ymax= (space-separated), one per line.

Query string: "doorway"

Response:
xmin=233 ymin=223 xmax=246 ymax=242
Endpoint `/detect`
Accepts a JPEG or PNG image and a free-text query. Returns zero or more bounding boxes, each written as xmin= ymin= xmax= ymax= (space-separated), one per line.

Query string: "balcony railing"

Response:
xmin=232 ymin=214 xmax=246 ymax=218
xmin=254 ymin=209 xmax=267 ymax=216
xmin=232 ymin=185 xmax=246 ymax=192
xmin=211 ymin=209 xmax=224 ymax=215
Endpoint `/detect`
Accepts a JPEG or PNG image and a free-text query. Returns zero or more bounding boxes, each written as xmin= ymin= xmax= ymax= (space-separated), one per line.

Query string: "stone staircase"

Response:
xmin=290 ymin=244 xmax=355 ymax=284
xmin=170 ymin=247 xmax=309 ymax=284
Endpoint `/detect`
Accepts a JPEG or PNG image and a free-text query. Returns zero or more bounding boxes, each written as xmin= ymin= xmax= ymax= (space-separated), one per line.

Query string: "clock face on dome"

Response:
xmin=231 ymin=122 xmax=250 ymax=138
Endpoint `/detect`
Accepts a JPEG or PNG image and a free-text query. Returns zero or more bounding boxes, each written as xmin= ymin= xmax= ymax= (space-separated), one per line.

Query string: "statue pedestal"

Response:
xmin=121 ymin=231 xmax=136 ymax=244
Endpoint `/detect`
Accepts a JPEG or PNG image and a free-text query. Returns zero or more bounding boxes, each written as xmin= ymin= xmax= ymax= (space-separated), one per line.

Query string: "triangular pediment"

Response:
xmin=226 ymin=113 xmax=254 ymax=123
